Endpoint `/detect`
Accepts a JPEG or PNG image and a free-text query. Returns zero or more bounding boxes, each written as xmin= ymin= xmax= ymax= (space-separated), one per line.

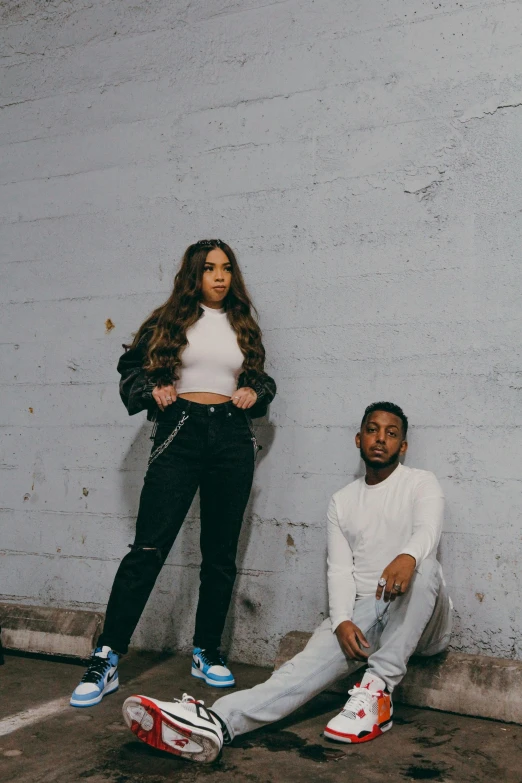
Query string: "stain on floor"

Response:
xmin=235 ymin=729 xmax=345 ymax=762
xmin=1 ymin=652 xmax=521 ymax=783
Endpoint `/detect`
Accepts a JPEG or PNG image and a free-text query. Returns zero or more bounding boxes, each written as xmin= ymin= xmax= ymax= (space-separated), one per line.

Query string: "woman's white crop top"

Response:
xmin=176 ymin=305 xmax=244 ymax=396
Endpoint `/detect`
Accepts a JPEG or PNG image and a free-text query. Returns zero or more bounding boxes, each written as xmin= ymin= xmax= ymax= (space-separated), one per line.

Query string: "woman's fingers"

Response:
xmin=161 ymin=384 xmax=177 ymax=404
xmin=152 ymin=387 xmax=164 ymax=411
xmin=232 ymin=388 xmax=258 ymax=409
xmin=152 ymin=384 xmax=177 ymax=411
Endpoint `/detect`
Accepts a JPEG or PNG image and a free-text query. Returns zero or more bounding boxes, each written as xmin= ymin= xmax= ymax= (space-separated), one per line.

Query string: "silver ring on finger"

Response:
xmin=393 ymin=583 xmax=401 ymax=592
xmin=378 ymin=577 xmax=387 ymax=588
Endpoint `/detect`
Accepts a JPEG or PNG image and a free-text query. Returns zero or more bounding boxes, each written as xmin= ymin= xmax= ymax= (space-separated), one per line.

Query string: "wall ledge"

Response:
xmin=275 ymin=631 xmax=522 ymax=725
xmin=0 ymin=603 xmax=103 ymax=659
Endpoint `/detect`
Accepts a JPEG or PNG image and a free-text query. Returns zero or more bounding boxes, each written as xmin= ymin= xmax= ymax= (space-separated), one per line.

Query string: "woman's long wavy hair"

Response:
xmin=131 ymin=239 xmax=265 ymax=384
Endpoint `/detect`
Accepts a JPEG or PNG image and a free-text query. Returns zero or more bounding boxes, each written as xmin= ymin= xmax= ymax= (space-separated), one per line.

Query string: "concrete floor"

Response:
xmin=1 ymin=651 xmax=521 ymax=783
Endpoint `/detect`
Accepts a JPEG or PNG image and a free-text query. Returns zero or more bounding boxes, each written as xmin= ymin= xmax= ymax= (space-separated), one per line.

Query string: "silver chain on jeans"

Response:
xmin=147 ymin=414 xmax=189 ymax=467
xmin=375 ymin=597 xmax=391 ymax=623
xmin=244 ymin=415 xmax=259 ymax=460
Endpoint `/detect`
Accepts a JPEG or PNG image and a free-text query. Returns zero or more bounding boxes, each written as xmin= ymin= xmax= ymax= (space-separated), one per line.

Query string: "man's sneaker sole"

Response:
xmin=70 ymin=678 xmax=119 ymax=708
xmin=191 ymin=665 xmax=235 ymax=688
xmin=324 ymin=719 xmax=393 ymax=744
xmin=122 ymin=695 xmax=221 ymax=763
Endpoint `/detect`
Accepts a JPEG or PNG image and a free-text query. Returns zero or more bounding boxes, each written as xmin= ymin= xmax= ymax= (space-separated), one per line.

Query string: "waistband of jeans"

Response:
xmin=159 ymin=398 xmax=239 ymax=420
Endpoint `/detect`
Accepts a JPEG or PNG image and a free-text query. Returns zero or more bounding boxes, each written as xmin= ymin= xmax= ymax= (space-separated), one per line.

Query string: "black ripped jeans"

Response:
xmin=98 ymin=399 xmax=256 ymax=654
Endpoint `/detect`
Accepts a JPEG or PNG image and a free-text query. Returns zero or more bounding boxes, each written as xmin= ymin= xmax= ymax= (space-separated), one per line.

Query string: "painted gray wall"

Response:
xmin=1 ymin=0 xmax=521 ymax=666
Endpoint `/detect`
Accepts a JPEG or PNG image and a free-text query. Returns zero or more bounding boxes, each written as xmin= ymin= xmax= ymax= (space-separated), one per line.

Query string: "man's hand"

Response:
xmin=376 ymin=554 xmax=416 ymax=602
xmin=335 ymin=620 xmax=370 ymax=661
xmin=152 ymin=384 xmax=177 ymax=412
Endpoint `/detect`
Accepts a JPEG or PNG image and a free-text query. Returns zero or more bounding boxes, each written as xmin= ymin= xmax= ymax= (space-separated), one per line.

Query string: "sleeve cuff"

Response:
xmin=252 ymin=379 xmax=267 ymax=403
xmin=330 ymin=614 xmax=353 ymax=633
xmin=400 ymin=548 xmax=420 ymax=567
xmin=142 ymin=379 xmax=156 ymax=399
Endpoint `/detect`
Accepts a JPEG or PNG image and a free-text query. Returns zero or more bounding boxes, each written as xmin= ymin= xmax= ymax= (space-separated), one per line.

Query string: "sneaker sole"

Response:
xmin=122 ymin=695 xmax=221 ymax=763
xmin=70 ymin=679 xmax=119 ymax=708
xmin=324 ymin=720 xmax=393 ymax=744
xmin=191 ymin=667 xmax=235 ymax=688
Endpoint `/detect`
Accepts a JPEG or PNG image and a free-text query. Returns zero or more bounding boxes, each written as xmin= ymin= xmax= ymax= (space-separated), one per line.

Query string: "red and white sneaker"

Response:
xmin=324 ymin=672 xmax=393 ymax=744
xmin=122 ymin=692 xmax=223 ymax=763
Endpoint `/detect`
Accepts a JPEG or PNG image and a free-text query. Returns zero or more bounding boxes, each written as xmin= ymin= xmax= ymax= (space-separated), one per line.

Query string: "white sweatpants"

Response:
xmin=213 ymin=558 xmax=452 ymax=739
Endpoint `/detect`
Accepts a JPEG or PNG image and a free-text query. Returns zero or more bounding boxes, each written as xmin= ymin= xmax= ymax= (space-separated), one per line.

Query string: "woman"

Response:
xmin=71 ymin=239 xmax=276 ymax=707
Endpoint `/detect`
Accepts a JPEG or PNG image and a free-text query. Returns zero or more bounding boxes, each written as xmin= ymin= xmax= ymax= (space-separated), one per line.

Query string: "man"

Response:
xmin=121 ymin=402 xmax=453 ymax=763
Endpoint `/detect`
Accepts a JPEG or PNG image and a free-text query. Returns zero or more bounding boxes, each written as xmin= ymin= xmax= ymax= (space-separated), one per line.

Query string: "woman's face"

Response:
xmin=200 ymin=248 xmax=232 ymax=308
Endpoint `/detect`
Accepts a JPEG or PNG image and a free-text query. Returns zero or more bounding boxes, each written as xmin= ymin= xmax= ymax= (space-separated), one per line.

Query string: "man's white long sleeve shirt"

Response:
xmin=327 ymin=463 xmax=445 ymax=632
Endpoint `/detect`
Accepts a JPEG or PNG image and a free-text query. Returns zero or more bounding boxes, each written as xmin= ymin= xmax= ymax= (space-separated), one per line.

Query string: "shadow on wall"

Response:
xmin=115 ymin=415 xmax=276 ymax=654
xmin=119 ymin=421 xmax=151 ymax=539
xmin=222 ymin=419 xmax=277 ymax=653
xmin=116 ymin=425 xmax=459 ymax=658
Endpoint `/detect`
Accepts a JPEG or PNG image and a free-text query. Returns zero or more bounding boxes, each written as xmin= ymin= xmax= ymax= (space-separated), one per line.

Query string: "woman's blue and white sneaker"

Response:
xmin=70 ymin=646 xmax=119 ymax=708
xmin=191 ymin=648 xmax=235 ymax=688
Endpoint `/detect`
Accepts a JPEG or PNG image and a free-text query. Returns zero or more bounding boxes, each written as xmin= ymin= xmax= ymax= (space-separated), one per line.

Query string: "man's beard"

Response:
xmin=360 ymin=448 xmax=400 ymax=471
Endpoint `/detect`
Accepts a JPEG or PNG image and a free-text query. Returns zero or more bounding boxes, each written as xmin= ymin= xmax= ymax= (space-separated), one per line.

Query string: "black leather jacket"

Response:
xmin=117 ymin=332 xmax=277 ymax=420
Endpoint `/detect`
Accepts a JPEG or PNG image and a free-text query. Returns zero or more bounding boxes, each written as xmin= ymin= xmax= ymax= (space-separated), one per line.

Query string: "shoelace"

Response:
xmin=342 ymin=686 xmax=380 ymax=719
xmin=198 ymin=649 xmax=226 ymax=668
xmin=174 ymin=693 xmax=201 ymax=705
xmin=80 ymin=655 xmax=111 ymax=684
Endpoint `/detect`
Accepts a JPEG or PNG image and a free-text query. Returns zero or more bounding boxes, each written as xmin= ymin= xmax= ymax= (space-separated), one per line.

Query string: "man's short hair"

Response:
xmin=360 ymin=402 xmax=408 ymax=438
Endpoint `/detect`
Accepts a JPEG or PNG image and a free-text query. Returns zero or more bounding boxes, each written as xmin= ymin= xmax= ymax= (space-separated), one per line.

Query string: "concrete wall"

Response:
xmin=1 ymin=0 xmax=521 ymax=666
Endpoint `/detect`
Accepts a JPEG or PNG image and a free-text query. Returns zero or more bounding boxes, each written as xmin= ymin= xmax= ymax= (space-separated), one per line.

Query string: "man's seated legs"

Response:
xmin=324 ymin=557 xmax=452 ymax=743
xmin=211 ymin=600 xmax=385 ymax=741
xmin=120 ymin=562 xmax=451 ymax=759
xmin=212 ymin=559 xmax=451 ymax=744
xmin=414 ymin=563 xmax=453 ymax=658
xmin=121 ymin=607 xmax=379 ymax=761
xmin=366 ymin=557 xmax=450 ymax=689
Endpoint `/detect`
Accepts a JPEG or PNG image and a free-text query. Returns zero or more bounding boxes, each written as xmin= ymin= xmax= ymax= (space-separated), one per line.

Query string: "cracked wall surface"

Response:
xmin=1 ymin=0 xmax=521 ymax=665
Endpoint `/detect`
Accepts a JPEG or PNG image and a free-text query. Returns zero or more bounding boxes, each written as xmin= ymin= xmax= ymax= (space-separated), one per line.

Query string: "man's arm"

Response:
xmin=327 ymin=497 xmax=370 ymax=659
xmin=401 ymin=472 xmax=445 ymax=566
xmin=327 ymin=496 xmax=356 ymax=630
xmin=376 ymin=473 xmax=445 ymax=601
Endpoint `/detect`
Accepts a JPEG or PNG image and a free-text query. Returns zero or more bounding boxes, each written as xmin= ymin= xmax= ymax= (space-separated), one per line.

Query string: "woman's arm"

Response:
xmin=117 ymin=332 xmax=168 ymax=416
xmin=238 ymin=371 xmax=277 ymax=419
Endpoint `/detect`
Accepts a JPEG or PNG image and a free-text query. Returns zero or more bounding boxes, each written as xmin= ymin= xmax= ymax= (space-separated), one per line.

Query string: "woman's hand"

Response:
xmin=231 ymin=387 xmax=258 ymax=410
xmin=152 ymin=384 xmax=177 ymax=412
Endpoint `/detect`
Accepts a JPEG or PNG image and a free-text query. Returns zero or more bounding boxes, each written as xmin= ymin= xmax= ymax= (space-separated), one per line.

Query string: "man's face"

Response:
xmin=356 ymin=410 xmax=407 ymax=469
